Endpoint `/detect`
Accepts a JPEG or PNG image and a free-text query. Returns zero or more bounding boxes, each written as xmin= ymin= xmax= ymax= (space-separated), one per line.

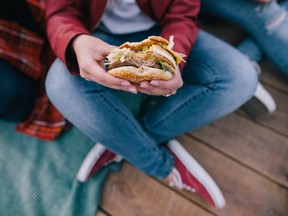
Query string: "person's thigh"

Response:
xmin=201 ymin=0 xmax=283 ymax=31
xmin=201 ymin=0 xmax=288 ymax=75
xmin=141 ymin=30 xmax=258 ymax=143
xmin=45 ymin=58 xmax=173 ymax=178
xmin=0 ymin=59 xmax=36 ymax=121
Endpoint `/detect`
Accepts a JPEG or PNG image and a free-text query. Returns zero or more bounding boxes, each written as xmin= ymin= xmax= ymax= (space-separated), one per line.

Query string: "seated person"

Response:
xmin=201 ymin=0 xmax=288 ymax=116
xmin=45 ymin=0 xmax=259 ymax=208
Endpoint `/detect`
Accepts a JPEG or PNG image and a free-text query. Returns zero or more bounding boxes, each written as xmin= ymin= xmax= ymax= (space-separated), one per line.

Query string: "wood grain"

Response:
xmin=100 ymin=163 xmax=213 ymax=216
xmin=176 ymin=135 xmax=288 ymax=216
xmin=190 ymin=113 xmax=288 ymax=187
xmin=260 ymin=59 xmax=288 ymax=93
xmin=239 ymin=85 xmax=288 ymax=137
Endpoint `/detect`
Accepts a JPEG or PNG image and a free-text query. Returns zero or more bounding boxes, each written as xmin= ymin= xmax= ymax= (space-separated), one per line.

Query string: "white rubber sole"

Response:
xmin=76 ymin=143 xmax=106 ymax=182
xmin=167 ymin=139 xmax=226 ymax=209
xmin=254 ymin=83 xmax=276 ymax=113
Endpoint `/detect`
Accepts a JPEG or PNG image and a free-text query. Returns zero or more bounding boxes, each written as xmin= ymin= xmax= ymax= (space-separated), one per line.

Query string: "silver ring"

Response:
xmin=164 ymin=90 xmax=173 ymax=97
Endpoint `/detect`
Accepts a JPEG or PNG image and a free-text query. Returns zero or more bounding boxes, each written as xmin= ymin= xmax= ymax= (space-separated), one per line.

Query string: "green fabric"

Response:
xmin=0 ymin=120 xmax=120 ymax=216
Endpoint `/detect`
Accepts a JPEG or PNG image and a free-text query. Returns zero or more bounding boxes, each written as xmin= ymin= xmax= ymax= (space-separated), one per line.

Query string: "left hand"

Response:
xmin=136 ymin=66 xmax=183 ymax=96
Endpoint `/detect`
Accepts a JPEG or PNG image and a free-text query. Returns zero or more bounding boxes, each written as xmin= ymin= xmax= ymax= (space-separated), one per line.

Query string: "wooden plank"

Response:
xmin=100 ymin=163 xmax=213 ymax=216
xmin=239 ymin=85 xmax=288 ymax=137
xmin=189 ymin=114 xmax=288 ymax=187
xmin=175 ymin=135 xmax=288 ymax=216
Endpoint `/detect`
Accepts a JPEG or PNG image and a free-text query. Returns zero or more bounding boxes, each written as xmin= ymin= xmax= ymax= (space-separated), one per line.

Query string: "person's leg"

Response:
xmin=201 ymin=0 xmax=278 ymax=117
xmin=46 ymin=58 xmax=174 ymax=179
xmin=140 ymin=30 xmax=258 ymax=143
xmin=138 ymin=30 xmax=257 ymax=208
xmin=201 ymin=0 xmax=288 ymax=76
xmin=237 ymin=38 xmax=264 ymax=62
xmin=46 ymin=29 xmax=241 ymax=208
xmin=237 ymin=0 xmax=288 ymax=61
xmin=46 ymin=27 xmax=175 ymax=179
xmin=282 ymin=0 xmax=288 ymax=9
xmin=0 ymin=59 xmax=36 ymax=122
xmin=236 ymin=39 xmax=276 ymax=117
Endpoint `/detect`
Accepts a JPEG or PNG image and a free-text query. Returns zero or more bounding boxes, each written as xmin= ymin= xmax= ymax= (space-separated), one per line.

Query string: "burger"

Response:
xmin=106 ymin=36 xmax=186 ymax=83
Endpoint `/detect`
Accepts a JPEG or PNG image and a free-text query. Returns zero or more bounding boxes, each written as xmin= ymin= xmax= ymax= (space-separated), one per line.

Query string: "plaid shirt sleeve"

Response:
xmin=0 ymin=0 xmax=70 ymax=140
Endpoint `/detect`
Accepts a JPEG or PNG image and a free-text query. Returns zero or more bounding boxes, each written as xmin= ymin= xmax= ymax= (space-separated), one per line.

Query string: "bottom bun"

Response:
xmin=108 ymin=66 xmax=173 ymax=83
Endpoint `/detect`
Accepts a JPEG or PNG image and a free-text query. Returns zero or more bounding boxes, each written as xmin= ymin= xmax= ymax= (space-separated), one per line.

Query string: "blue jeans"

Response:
xmin=45 ymin=29 xmax=258 ymax=179
xmin=0 ymin=58 xmax=36 ymax=122
xmin=201 ymin=0 xmax=288 ymax=75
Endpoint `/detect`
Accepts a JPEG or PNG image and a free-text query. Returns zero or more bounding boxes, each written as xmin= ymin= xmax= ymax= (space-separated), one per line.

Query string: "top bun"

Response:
xmin=119 ymin=36 xmax=170 ymax=51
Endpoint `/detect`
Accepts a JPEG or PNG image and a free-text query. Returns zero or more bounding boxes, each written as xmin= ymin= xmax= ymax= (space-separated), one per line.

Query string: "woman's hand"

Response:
xmin=72 ymin=34 xmax=138 ymax=94
xmin=136 ymin=66 xmax=183 ymax=96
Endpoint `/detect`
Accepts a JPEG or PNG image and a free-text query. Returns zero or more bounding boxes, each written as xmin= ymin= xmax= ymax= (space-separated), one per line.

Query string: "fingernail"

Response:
xmin=150 ymin=80 xmax=159 ymax=86
xmin=121 ymin=81 xmax=130 ymax=86
xmin=140 ymin=83 xmax=148 ymax=88
xmin=128 ymin=87 xmax=137 ymax=94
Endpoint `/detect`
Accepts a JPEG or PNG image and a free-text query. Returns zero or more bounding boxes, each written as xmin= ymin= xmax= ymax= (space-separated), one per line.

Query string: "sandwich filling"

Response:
xmin=106 ymin=36 xmax=185 ymax=74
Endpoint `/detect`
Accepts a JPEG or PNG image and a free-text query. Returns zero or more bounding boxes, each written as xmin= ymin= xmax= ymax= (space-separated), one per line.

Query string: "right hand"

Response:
xmin=72 ymin=34 xmax=138 ymax=93
xmin=136 ymin=66 xmax=183 ymax=96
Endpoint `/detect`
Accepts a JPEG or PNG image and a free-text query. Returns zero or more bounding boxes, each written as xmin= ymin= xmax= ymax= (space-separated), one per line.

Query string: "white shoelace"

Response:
xmin=168 ymin=168 xmax=196 ymax=193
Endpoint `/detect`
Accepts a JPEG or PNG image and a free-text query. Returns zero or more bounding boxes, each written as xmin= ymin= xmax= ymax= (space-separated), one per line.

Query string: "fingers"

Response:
xmin=150 ymin=69 xmax=183 ymax=90
xmin=72 ymin=35 xmax=137 ymax=93
xmin=136 ymin=81 xmax=175 ymax=96
xmin=80 ymin=62 xmax=138 ymax=93
xmin=137 ymin=69 xmax=183 ymax=96
xmin=74 ymin=34 xmax=182 ymax=96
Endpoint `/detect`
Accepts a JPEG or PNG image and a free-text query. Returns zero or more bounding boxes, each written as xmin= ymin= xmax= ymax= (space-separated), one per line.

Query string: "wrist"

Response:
xmin=72 ymin=34 xmax=89 ymax=52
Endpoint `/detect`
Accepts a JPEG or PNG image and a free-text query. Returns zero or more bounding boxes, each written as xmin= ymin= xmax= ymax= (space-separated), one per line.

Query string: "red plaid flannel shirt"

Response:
xmin=0 ymin=0 xmax=69 ymax=140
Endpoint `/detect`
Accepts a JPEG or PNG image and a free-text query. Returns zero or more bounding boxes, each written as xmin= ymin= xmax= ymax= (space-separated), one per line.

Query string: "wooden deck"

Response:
xmin=97 ymin=20 xmax=288 ymax=216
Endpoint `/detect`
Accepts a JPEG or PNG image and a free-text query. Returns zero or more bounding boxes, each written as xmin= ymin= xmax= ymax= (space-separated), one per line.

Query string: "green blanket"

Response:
xmin=0 ymin=120 xmax=120 ymax=216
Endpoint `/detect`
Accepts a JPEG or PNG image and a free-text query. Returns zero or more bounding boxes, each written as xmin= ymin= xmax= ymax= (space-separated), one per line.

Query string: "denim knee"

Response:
xmin=45 ymin=59 xmax=64 ymax=104
xmin=186 ymin=30 xmax=258 ymax=105
xmin=46 ymin=58 xmax=107 ymax=102
xmin=46 ymin=58 xmax=81 ymax=105
xmin=223 ymin=55 xmax=258 ymax=104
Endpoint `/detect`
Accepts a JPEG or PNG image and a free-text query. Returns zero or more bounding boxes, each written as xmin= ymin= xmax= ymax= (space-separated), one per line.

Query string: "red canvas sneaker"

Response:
xmin=77 ymin=143 xmax=122 ymax=182
xmin=166 ymin=139 xmax=226 ymax=209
